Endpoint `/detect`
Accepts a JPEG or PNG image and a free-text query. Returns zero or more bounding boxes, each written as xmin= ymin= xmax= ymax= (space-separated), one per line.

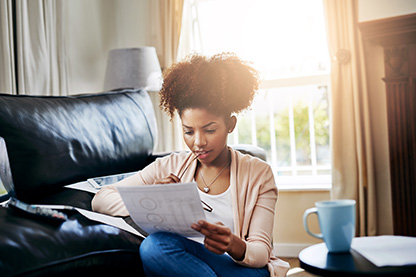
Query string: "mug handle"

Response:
xmin=303 ymin=207 xmax=323 ymax=239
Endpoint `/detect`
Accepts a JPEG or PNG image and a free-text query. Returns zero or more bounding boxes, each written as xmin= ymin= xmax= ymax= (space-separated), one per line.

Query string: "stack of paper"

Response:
xmin=351 ymin=236 xmax=416 ymax=267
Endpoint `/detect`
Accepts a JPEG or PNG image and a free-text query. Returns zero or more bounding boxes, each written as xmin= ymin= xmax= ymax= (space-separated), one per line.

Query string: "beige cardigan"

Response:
xmin=92 ymin=147 xmax=289 ymax=276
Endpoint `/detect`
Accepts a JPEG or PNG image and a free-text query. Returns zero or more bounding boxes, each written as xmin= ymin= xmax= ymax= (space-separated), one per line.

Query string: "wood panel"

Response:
xmin=360 ymin=14 xmax=416 ymax=236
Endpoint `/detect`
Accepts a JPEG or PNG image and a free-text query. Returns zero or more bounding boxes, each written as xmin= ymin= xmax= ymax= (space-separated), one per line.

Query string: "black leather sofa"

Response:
xmin=0 ymin=89 xmax=157 ymax=276
xmin=0 ymin=88 xmax=267 ymax=276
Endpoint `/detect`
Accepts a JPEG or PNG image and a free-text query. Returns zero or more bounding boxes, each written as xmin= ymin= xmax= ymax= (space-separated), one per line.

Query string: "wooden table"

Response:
xmin=299 ymin=240 xmax=416 ymax=276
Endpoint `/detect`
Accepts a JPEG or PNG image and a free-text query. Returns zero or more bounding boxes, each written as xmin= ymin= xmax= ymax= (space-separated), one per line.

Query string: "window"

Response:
xmin=180 ymin=0 xmax=331 ymax=188
xmin=0 ymin=181 xmax=6 ymax=202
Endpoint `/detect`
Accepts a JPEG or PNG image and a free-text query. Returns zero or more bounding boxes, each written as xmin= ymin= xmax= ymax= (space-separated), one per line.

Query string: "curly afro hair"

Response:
xmin=159 ymin=52 xmax=259 ymax=120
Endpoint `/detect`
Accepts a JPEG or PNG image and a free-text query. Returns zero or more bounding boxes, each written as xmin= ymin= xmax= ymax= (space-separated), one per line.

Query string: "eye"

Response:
xmin=205 ymin=129 xmax=216 ymax=134
xmin=183 ymin=130 xmax=193 ymax=135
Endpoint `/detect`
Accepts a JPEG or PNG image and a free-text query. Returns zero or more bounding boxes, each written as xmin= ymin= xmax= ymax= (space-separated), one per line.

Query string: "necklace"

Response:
xmin=199 ymin=161 xmax=230 ymax=193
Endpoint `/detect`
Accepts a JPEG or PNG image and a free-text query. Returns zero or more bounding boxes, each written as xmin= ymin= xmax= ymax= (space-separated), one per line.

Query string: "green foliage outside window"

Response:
xmin=0 ymin=180 xmax=6 ymax=196
xmin=235 ymin=87 xmax=330 ymax=174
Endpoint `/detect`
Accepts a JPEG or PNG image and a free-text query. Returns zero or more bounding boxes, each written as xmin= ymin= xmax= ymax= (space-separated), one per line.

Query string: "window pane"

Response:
xmin=318 ymin=170 xmax=331 ymax=175
xmin=0 ymin=179 xmax=6 ymax=197
xmin=272 ymin=92 xmax=292 ymax=167
xmin=251 ymin=93 xmax=271 ymax=158
xmin=314 ymin=86 xmax=330 ymax=165
xmin=236 ymin=112 xmax=252 ymax=145
xmin=298 ymin=170 xmax=313 ymax=176
xmin=293 ymin=93 xmax=312 ymax=166
xmin=255 ymin=113 xmax=271 ymax=159
xmin=278 ymin=171 xmax=293 ymax=176
xmin=252 ymin=85 xmax=330 ymax=175
xmin=194 ymin=0 xmax=330 ymax=79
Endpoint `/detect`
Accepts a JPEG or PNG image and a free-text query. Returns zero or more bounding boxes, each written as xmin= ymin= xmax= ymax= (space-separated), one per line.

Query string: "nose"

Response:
xmin=194 ymin=131 xmax=207 ymax=147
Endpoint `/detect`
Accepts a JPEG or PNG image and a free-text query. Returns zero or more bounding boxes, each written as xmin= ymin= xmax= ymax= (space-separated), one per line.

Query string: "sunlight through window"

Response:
xmin=190 ymin=0 xmax=330 ymax=80
xmin=180 ymin=0 xmax=332 ymax=188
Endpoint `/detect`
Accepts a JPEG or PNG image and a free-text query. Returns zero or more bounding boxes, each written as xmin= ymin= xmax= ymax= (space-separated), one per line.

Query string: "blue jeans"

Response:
xmin=140 ymin=232 xmax=269 ymax=277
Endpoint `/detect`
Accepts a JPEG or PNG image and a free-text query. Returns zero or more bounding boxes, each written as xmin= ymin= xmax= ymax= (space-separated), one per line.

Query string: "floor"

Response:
xmin=281 ymin=257 xmax=318 ymax=277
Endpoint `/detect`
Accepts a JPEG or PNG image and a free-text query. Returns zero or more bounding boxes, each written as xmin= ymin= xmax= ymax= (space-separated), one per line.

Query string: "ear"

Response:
xmin=226 ymin=115 xmax=237 ymax=133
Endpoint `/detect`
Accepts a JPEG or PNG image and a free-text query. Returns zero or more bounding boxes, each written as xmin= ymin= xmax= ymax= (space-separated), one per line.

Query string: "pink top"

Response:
xmin=92 ymin=147 xmax=290 ymax=276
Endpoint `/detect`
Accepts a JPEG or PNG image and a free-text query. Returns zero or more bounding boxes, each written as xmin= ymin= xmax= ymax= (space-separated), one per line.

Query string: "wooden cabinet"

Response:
xmin=360 ymin=14 xmax=416 ymax=236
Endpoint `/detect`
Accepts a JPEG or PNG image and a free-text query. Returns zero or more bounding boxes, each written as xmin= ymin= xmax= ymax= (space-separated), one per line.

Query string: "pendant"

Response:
xmin=204 ymin=187 xmax=210 ymax=193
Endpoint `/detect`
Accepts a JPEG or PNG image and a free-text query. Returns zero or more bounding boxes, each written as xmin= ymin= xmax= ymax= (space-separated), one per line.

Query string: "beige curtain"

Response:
xmin=0 ymin=0 xmax=16 ymax=94
xmin=150 ymin=0 xmax=184 ymax=70
xmin=16 ymin=0 xmax=68 ymax=95
xmin=0 ymin=0 xmax=68 ymax=95
xmin=149 ymin=0 xmax=185 ymax=153
xmin=323 ymin=0 xmax=377 ymax=236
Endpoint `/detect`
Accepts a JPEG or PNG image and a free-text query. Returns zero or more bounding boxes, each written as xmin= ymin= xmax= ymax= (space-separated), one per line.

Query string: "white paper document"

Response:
xmin=75 ymin=208 xmax=145 ymax=238
xmin=117 ymin=182 xmax=206 ymax=237
xmin=65 ymin=181 xmax=100 ymax=194
xmin=351 ymin=236 xmax=416 ymax=267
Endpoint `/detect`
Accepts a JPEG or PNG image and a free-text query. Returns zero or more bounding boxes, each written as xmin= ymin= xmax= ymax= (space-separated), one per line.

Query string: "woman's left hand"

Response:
xmin=152 ymin=173 xmax=180 ymax=185
xmin=191 ymin=220 xmax=246 ymax=260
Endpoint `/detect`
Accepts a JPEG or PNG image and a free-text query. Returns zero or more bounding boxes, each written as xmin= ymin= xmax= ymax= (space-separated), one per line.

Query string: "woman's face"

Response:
xmin=181 ymin=108 xmax=234 ymax=166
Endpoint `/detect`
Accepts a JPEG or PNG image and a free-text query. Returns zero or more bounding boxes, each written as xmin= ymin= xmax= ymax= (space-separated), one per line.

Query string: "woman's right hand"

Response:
xmin=153 ymin=173 xmax=181 ymax=184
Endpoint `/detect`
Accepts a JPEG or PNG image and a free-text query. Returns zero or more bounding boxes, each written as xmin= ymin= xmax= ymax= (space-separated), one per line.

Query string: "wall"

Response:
xmin=358 ymin=0 xmax=416 ymax=22
xmin=64 ymin=0 xmax=150 ymax=95
xmin=273 ymin=190 xmax=330 ymax=257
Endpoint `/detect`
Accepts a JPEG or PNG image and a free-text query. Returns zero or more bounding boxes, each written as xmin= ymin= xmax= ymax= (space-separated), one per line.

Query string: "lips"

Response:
xmin=194 ymin=150 xmax=211 ymax=159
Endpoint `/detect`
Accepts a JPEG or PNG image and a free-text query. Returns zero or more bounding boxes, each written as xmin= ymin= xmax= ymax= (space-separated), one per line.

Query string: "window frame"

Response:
xmin=229 ymin=73 xmax=332 ymax=190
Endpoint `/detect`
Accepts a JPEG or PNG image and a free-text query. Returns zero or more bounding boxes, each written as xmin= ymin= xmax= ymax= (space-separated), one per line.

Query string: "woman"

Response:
xmin=92 ymin=53 xmax=289 ymax=276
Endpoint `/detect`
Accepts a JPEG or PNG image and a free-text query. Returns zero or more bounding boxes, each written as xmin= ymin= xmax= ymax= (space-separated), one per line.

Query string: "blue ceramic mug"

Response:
xmin=303 ymin=199 xmax=356 ymax=253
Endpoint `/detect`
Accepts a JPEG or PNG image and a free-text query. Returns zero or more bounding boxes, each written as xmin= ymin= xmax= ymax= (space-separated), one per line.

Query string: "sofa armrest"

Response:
xmin=230 ymin=144 xmax=267 ymax=162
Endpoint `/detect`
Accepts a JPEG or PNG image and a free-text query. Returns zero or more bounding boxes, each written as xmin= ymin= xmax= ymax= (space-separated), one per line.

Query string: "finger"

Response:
xmin=202 ymin=227 xmax=230 ymax=241
xmin=153 ymin=174 xmax=180 ymax=185
xmin=198 ymin=229 xmax=232 ymax=251
xmin=153 ymin=178 xmax=172 ymax=184
xmin=203 ymin=236 xmax=232 ymax=254
xmin=198 ymin=220 xmax=230 ymax=234
xmin=191 ymin=223 xmax=229 ymax=250
xmin=195 ymin=224 xmax=214 ymax=237
xmin=191 ymin=223 xmax=201 ymax=232
xmin=168 ymin=173 xmax=180 ymax=183
xmin=204 ymin=242 xmax=225 ymax=255
xmin=198 ymin=227 xmax=231 ymax=242
xmin=204 ymin=235 xmax=231 ymax=249
xmin=195 ymin=225 xmax=223 ymax=241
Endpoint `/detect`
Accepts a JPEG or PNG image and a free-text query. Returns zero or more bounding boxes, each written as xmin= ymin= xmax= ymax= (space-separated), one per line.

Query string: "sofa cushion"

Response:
xmin=0 ymin=89 xmax=157 ymax=202
xmin=0 ymin=189 xmax=144 ymax=276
